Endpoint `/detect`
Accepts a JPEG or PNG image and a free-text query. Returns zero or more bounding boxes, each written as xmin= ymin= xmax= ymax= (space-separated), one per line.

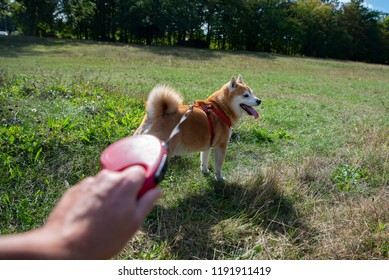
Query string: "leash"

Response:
xmin=166 ymin=102 xmax=232 ymax=147
xmin=166 ymin=104 xmax=194 ymax=144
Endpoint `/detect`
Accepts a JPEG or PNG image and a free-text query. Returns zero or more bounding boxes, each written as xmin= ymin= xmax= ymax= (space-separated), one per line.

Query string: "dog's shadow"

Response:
xmin=142 ymin=170 xmax=316 ymax=259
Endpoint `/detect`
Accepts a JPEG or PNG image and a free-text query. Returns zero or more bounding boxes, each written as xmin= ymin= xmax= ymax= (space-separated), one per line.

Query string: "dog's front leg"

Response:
xmin=214 ymin=147 xmax=226 ymax=181
xmin=201 ymin=149 xmax=211 ymax=174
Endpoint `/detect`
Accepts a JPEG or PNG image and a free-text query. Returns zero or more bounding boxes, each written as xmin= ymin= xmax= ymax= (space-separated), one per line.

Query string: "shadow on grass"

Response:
xmin=0 ymin=36 xmax=69 ymax=58
xmin=140 ymin=43 xmax=277 ymax=61
xmin=0 ymin=36 xmax=277 ymax=61
xmin=145 ymin=170 xmax=316 ymax=259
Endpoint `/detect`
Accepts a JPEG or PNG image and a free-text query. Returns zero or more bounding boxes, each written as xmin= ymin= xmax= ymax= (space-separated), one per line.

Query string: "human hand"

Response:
xmin=37 ymin=166 xmax=162 ymax=259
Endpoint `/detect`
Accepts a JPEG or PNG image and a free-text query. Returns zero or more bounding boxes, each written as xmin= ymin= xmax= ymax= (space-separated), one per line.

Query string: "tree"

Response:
xmin=13 ymin=0 xmax=57 ymax=36
xmin=381 ymin=16 xmax=389 ymax=64
xmin=0 ymin=0 xmax=11 ymax=31
xmin=2 ymin=0 xmax=388 ymax=64
xmin=339 ymin=0 xmax=383 ymax=62
xmin=123 ymin=0 xmax=169 ymax=45
xmin=57 ymin=0 xmax=96 ymax=39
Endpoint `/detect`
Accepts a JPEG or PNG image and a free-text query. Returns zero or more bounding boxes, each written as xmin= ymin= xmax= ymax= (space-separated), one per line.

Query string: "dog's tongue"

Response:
xmin=246 ymin=105 xmax=260 ymax=119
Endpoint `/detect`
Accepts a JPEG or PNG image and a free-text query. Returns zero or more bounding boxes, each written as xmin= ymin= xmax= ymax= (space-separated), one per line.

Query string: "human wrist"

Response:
xmin=0 ymin=228 xmax=71 ymax=260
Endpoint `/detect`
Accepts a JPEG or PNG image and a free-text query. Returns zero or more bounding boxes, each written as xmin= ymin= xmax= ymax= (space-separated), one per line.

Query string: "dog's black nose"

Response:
xmin=256 ymin=99 xmax=261 ymax=105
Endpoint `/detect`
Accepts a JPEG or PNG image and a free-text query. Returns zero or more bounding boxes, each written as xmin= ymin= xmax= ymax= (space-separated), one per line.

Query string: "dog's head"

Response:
xmin=227 ymin=75 xmax=261 ymax=119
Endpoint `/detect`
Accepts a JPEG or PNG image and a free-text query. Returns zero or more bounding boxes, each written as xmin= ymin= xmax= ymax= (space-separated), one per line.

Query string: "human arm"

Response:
xmin=0 ymin=166 xmax=162 ymax=259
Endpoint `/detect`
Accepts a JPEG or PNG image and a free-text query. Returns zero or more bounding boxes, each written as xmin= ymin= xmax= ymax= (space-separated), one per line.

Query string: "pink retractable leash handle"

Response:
xmin=100 ymin=106 xmax=192 ymax=198
xmin=100 ymin=135 xmax=168 ymax=199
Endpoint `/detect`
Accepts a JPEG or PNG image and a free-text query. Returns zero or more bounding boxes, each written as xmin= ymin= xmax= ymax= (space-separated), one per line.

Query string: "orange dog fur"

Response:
xmin=134 ymin=75 xmax=261 ymax=180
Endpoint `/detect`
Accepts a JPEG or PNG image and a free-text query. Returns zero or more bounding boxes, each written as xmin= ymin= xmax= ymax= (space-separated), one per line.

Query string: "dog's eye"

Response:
xmin=243 ymin=93 xmax=250 ymax=98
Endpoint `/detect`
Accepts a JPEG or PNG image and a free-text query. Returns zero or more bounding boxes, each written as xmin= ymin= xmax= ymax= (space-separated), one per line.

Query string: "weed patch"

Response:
xmin=331 ymin=164 xmax=370 ymax=192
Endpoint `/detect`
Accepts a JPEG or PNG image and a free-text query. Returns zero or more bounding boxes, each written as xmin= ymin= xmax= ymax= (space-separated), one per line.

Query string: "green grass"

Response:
xmin=0 ymin=36 xmax=388 ymax=259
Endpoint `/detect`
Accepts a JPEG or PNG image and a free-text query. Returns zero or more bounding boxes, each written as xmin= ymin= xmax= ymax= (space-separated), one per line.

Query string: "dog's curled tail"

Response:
xmin=146 ymin=85 xmax=184 ymax=118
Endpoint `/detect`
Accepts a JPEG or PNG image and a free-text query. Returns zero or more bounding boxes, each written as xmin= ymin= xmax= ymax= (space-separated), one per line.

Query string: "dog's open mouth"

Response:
xmin=240 ymin=104 xmax=259 ymax=119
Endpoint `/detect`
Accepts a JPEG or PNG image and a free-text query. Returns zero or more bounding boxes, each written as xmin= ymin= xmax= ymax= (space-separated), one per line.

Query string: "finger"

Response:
xmin=114 ymin=165 xmax=147 ymax=198
xmin=134 ymin=188 xmax=163 ymax=223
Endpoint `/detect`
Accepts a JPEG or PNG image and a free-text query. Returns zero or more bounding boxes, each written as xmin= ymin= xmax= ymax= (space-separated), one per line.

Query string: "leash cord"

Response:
xmin=165 ymin=104 xmax=194 ymax=144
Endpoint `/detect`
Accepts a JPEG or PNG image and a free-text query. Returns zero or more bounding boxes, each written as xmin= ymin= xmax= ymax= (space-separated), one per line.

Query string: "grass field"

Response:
xmin=0 ymin=36 xmax=388 ymax=259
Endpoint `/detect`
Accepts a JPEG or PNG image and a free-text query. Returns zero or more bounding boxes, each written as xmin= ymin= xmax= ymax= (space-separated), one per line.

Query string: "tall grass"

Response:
xmin=0 ymin=37 xmax=388 ymax=259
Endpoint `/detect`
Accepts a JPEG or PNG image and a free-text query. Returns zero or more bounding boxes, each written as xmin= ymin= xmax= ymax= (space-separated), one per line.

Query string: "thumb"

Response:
xmin=134 ymin=188 xmax=163 ymax=223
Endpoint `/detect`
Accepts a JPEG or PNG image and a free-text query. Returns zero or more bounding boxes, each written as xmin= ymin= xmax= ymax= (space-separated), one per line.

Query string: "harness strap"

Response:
xmin=196 ymin=103 xmax=231 ymax=146
xmin=206 ymin=110 xmax=215 ymax=146
xmin=202 ymin=104 xmax=232 ymax=128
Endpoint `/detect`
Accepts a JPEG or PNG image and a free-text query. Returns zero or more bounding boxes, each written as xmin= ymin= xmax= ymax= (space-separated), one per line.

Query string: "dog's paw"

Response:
xmin=215 ymin=175 xmax=226 ymax=182
xmin=201 ymin=167 xmax=211 ymax=174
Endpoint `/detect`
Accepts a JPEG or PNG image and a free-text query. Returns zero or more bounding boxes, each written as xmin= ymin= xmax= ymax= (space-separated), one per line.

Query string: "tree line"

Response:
xmin=1 ymin=0 xmax=389 ymax=64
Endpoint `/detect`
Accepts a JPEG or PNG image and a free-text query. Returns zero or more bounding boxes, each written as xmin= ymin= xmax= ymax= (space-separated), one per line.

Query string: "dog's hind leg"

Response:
xmin=134 ymin=116 xmax=151 ymax=135
xmin=201 ymin=149 xmax=211 ymax=174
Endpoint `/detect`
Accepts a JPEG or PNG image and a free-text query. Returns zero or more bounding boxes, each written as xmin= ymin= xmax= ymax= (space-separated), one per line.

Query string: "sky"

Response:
xmin=339 ymin=0 xmax=389 ymax=14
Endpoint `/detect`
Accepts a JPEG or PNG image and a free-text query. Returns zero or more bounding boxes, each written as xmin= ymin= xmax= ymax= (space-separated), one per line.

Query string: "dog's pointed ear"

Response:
xmin=237 ymin=74 xmax=243 ymax=84
xmin=229 ymin=76 xmax=237 ymax=89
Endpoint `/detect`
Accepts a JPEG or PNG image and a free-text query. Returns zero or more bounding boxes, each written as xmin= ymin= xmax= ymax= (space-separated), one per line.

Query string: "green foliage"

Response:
xmin=253 ymin=127 xmax=296 ymax=143
xmin=3 ymin=0 xmax=389 ymax=64
xmin=12 ymin=0 xmax=58 ymax=36
xmin=331 ymin=164 xmax=369 ymax=192
xmin=140 ymin=241 xmax=170 ymax=260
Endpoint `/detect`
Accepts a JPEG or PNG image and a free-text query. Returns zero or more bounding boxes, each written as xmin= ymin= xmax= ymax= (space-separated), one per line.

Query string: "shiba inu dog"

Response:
xmin=134 ymin=75 xmax=261 ymax=180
